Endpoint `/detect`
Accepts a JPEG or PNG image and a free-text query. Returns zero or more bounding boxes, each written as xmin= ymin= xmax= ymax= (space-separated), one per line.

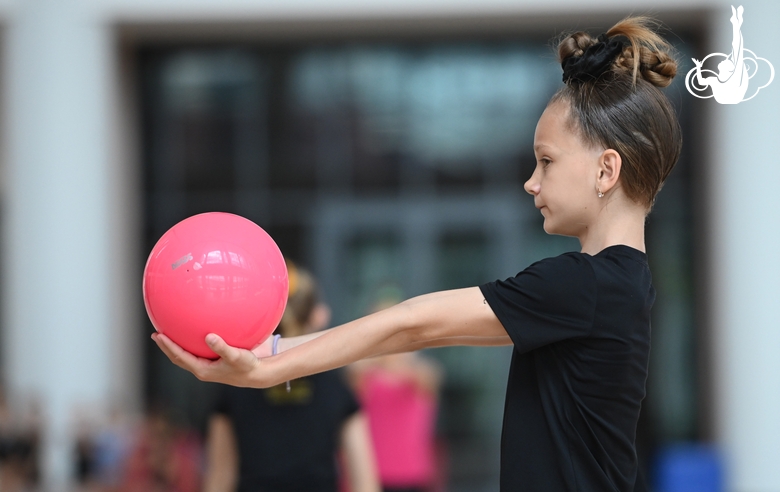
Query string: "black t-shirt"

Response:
xmin=480 ymin=245 xmax=654 ymax=492
xmin=212 ymin=369 xmax=360 ymax=492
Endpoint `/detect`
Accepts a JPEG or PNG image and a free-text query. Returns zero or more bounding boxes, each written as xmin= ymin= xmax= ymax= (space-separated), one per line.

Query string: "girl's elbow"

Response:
xmin=397 ymin=298 xmax=444 ymax=345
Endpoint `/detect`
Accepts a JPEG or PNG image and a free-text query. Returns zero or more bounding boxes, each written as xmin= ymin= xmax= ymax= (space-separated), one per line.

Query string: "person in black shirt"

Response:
xmin=481 ymin=247 xmax=654 ymax=491
xmin=154 ymin=16 xmax=682 ymax=492
xmin=206 ymin=370 xmax=367 ymax=492
xmin=202 ymin=263 xmax=379 ymax=492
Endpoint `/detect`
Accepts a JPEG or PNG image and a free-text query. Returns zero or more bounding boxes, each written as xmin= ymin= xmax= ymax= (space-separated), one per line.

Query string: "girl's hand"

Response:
xmin=152 ymin=332 xmax=272 ymax=388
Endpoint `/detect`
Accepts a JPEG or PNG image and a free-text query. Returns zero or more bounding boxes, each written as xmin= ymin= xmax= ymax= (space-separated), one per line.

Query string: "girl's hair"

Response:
xmin=277 ymin=260 xmax=319 ymax=338
xmin=551 ymin=16 xmax=682 ymax=210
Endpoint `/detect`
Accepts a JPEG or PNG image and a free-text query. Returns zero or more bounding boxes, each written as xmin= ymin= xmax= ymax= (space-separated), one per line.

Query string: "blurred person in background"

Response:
xmin=203 ymin=261 xmax=379 ymax=492
xmin=74 ymin=414 xmax=99 ymax=491
xmin=91 ymin=406 xmax=134 ymax=491
xmin=118 ymin=407 xmax=201 ymax=492
xmin=0 ymin=388 xmax=41 ymax=492
xmin=73 ymin=404 xmax=134 ymax=492
xmin=349 ymin=288 xmax=443 ymax=492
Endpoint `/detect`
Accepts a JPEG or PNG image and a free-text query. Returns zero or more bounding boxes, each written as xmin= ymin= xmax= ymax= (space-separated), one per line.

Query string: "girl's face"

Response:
xmin=524 ymin=101 xmax=605 ymax=237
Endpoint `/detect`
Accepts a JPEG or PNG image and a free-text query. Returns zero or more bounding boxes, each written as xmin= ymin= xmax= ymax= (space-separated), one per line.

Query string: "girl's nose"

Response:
xmin=524 ymin=169 xmax=541 ymax=196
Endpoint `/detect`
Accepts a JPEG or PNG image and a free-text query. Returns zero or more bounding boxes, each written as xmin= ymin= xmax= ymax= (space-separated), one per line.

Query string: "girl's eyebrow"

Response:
xmin=534 ymin=143 xmax=555 ymax=153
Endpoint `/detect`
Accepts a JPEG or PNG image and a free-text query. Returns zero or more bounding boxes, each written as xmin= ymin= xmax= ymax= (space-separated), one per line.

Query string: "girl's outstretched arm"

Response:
xmin=153 ymin=286 xmax=509 ymax=388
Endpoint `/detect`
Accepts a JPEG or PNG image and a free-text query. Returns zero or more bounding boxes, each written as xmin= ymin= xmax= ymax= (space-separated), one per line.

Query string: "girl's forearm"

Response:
xmin=262 ymin=302 xmax=414 ymax=386
xmin=278 ymin=329 xmax=509 ymax=356
xmin=376 ymin=335 xmax=511 ymax=355
xmin=260 ymin=287 xmax=507 ymax=386
xmin=277 ymin=329 xmax=328 ymax=352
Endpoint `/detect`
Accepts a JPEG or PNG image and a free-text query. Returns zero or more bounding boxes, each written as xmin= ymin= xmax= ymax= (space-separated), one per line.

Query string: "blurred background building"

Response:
xmin=0 ymin=0 xmax=777 ymax=490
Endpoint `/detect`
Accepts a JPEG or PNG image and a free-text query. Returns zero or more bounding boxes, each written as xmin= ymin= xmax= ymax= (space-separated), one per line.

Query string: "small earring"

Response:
xmin=597 ymin=189 xmax=604 ymax=198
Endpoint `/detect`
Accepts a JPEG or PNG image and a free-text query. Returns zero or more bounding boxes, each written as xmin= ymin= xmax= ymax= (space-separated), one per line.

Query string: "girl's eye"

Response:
xmin=541 ymin=158 xmax=551 ymax=167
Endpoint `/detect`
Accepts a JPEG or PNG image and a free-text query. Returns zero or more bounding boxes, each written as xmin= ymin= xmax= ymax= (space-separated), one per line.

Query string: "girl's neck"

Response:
xmin=578 ymin=203 xmax=647 ymax=256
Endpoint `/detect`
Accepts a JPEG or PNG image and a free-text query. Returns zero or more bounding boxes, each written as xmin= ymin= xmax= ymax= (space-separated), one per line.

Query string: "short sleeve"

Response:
xmin=480 ymin=253 xmax=597 ymax=354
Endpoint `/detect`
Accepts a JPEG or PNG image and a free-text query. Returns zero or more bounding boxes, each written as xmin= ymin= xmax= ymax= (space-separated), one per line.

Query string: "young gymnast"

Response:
xmin=154 ymin=16 xmax=681 ymax=492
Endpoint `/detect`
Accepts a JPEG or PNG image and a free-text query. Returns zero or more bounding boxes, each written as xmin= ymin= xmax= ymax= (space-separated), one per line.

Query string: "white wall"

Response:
xmin=2 ymin=1 xmax=116 ymax=489
xmin=1 ymin=0 xmax=778 ymax=490
xmin=708 ymin=1 xmax=780 ymax=490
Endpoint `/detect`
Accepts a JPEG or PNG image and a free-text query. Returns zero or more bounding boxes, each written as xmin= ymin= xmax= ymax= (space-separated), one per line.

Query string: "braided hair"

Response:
xmin=552 ymin=17 xmax=682 ymax=210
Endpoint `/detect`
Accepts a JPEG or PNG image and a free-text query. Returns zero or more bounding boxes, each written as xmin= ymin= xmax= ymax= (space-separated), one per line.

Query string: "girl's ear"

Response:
xmin=597 ymin=149 xmax=622 ymax=193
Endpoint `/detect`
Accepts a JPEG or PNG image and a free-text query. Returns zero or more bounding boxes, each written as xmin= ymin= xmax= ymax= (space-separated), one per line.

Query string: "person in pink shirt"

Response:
xmin=351 ymin=353 xmax=442 ymax=492
xmin=350 ymin=293 xmax=444 ymax=492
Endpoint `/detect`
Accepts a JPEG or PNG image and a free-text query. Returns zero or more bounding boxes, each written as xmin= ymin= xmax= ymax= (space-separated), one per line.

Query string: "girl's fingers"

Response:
xmin=207 ymin=334 xmax=262 ymax=373
xmin=205 ymin=333 xmax=247 ymax=366
xmin=152 ymin=333 xmax=203 ymax=372
xmin=153 ymin=332 xmax=260 ymax=384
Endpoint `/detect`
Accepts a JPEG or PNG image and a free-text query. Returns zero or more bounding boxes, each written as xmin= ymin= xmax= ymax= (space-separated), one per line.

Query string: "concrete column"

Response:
xmin=1 ymin=0 xmax=134 ymax=489
xmin=709 ymin=1 xmax=780 ymax=490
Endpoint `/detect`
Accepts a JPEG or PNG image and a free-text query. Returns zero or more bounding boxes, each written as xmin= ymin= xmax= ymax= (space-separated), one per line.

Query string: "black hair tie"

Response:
xmin=561 ymin=33 xmax=626 ymax=83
